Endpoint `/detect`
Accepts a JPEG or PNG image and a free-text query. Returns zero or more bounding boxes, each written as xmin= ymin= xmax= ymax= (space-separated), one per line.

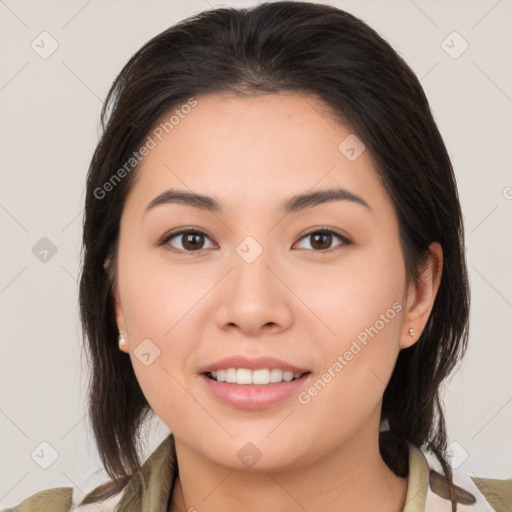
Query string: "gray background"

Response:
xmin=1 ymin=0 xmax=511 ymax=507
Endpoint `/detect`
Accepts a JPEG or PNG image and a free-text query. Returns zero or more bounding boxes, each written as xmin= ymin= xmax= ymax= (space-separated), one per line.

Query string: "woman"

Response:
xmin=4 ymin=2 xmax=510 ymax=511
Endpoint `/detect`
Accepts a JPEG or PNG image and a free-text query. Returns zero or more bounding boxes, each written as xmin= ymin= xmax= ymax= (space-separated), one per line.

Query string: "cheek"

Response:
xmin=295 ymin=246 xmax=405 ymax=410
xmin=119 ymin=268 xmax=198 ymax=421
xmin=118 ymin=243 xmax=207 ymax=340
xmin=116 ymin=242 xmax=222 ymax=402
xmin=293 ymin=243 xmax=405 ymax=346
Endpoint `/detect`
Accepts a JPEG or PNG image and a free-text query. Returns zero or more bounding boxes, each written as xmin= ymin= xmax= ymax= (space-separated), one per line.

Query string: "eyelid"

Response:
xmin=293 ymin=226 xmax=352 ymax=251
xmin=159 ymin=227 xmax=216 ymax=253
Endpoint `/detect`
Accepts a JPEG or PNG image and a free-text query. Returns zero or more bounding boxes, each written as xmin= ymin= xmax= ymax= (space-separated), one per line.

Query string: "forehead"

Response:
xmin=123 ymin=92 xmax=390 ymax=219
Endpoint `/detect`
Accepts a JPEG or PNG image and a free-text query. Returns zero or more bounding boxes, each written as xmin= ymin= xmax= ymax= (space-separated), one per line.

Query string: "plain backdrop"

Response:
xmin=1 ymin=0 xmax=511 ymax=507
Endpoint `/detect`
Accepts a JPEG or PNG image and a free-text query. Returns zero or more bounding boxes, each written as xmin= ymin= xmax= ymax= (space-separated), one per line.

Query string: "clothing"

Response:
xmin=2 ymin=432 xmax=510 ymax=511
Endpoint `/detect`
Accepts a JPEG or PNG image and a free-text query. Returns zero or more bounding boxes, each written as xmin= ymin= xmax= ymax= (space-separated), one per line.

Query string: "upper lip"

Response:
xmin=198 ymin=355 xmax=310 ymax=374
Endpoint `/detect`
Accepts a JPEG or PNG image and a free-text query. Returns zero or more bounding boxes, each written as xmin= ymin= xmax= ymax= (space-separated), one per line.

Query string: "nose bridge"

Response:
xmin=213 ymin=231 xmax=293 ymax=333
xmin=232 ymin=233 xmax=277 ymax=300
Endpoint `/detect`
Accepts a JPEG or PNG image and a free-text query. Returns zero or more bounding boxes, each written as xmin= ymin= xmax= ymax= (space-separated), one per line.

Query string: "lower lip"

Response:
xmin=199 ymin=373 xmax=312 ymax=410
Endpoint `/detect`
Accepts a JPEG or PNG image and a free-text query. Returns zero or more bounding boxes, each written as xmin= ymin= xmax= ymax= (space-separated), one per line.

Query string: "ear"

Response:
xmin=113 ymin=284 xmax=129 ymax=353
xmin=400 ymin=241 xmax=443 ymax=350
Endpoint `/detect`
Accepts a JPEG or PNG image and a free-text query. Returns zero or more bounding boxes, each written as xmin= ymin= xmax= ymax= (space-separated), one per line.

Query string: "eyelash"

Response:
xmin=159 ymin=226 xmax=352 ymax=255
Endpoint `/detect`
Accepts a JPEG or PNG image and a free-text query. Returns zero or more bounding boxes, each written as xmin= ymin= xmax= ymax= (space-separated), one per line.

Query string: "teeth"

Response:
xmin=207 ymin=368 xmax=305 ymax=385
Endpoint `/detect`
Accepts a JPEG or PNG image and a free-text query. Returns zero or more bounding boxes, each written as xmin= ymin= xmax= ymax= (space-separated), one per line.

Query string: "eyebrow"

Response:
xmin=143 ymin=187 xmax=371 ymax=216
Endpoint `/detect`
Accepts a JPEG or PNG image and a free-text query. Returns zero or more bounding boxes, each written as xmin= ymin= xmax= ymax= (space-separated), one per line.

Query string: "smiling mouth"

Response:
xmin=203 ymin=368 xmax=311 ymax=385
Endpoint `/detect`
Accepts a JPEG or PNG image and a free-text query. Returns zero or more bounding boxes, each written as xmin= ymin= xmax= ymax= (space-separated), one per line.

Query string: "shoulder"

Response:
xmin=0 ymin=487 xmax=73 ymax=512
xmin=0 ymin=486 xmax=124 ymax=512
xmin=1 ymin=432 xmax=176 ymax=512
xmin=418 ymin=447 xmax=512 ymax=512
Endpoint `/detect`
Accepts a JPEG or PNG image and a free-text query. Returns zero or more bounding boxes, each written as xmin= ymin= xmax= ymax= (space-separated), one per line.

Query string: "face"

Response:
xmin=113 ymin=92 xmax=440 ymax=471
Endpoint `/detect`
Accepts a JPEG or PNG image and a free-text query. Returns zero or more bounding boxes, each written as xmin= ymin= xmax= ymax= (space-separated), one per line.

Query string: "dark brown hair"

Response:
xmin=78 ymin=1 xmax=470 ymax=507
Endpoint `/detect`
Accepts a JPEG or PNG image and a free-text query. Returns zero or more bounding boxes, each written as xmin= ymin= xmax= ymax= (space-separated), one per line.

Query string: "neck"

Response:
xmin=169 ymin=419 xmax=408 ymax=512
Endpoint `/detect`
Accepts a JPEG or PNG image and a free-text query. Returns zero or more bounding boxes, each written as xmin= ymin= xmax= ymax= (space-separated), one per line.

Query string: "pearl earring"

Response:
xmin=409 ymin=328 xmax=415 ymax=337
xmin=118 ymin=332 xmax=126 ymax=350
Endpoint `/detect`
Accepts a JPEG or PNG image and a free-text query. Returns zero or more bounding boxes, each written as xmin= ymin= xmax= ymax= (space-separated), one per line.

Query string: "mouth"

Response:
xmin=203 ymin=368 xmax=311 ymax=385
xmin=199 ymin=368 xmax=313 ymax=409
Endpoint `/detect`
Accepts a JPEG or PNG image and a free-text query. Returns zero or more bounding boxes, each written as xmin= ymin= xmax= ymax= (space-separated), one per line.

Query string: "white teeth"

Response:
xmin=207 ymin=368 xmax=305 ymax=385
xmin=236 ymin=368 xmax=253 ymax=385
xmin=225 ymin=368 xmax=237 ymax=383
xmin=283 ymin=371 xmax=294 ymax=382
xmin=269 ymin=368 xmax=284 ymax=383
xmin=252 ymin=369 xmax=270 ymax=385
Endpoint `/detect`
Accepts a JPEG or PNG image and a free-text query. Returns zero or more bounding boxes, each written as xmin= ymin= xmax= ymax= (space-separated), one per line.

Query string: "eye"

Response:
xmin=293 ymin=227 xmax=351 ymax=252
xmin=161 ymin=228 xmax=216 ymax=253
xmin=159 ymin=226 xmax=351 ymax=254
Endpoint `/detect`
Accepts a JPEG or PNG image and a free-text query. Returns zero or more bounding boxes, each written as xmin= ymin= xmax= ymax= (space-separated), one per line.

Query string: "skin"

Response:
xmin=113 ymin=91 xmax=443 ymax=512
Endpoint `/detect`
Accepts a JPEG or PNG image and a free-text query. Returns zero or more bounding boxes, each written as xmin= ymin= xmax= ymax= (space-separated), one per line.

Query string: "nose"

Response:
xmin=213 ymin=246 xmax=294 ymax=337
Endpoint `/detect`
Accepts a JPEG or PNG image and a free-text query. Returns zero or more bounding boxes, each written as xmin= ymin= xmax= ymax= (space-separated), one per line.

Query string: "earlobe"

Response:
xmin=400 ymin=242 xmax=443 ymax=350
xmin=113 ymin=285 xmax=129 ymax=353
xmin=118 ymin=332 xmax=127 ymax=351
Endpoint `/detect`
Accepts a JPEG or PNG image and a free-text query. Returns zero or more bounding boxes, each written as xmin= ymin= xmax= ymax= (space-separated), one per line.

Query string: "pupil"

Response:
xmin=312 ymin=233 xmax=331 ymax=250
xmin=184 ymin=233 xmax=203 ymax=250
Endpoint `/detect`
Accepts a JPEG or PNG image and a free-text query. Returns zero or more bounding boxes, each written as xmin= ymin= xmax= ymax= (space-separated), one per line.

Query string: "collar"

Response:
xmin=114 ymin=432 xmax=178 ymax=511
xmin=403 ymin=442 xmax=430 ymax=512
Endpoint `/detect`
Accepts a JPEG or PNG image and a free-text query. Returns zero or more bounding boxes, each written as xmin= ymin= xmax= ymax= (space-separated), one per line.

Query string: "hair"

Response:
xmin=78 ymin=1 xmax=470 ymax=507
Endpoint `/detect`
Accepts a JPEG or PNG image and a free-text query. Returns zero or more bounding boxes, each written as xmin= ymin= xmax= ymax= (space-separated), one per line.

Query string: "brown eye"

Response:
xmin=295 ymin=228 xmax=351 ymax=252
xmin=310 ymin=232 xmax=332 ymax=250
xmin=162 ymin=229 xmax=215 ymax=253
xmin=181 ymin=232 xmax=206 ymax=250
